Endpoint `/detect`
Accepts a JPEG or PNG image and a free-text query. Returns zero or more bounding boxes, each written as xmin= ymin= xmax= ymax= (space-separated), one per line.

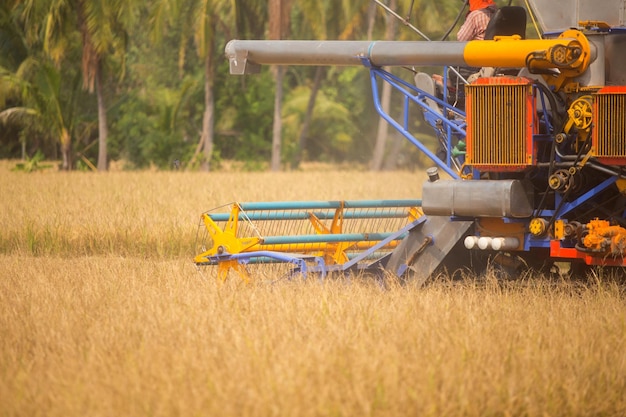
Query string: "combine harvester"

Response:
xmin=195 ymin=0 xmax=626 ymax=282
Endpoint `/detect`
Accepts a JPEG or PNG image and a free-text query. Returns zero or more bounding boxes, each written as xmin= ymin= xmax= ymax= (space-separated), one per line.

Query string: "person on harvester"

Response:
xmin=457 ymin=0 xmax=499 ymax=41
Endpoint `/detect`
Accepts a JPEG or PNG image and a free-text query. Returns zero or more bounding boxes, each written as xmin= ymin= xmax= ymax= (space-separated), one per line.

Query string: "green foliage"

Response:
xmin=109 ymin=88 xmax=196 ymax=169
xmin=282 ymin=84 xmax=357 ymax=163
xmin=0 ymin=55 xmax=84 ymax=162
xmin=1 ymin=0 xmax=480 ymax=170
xmin=11 ymin=149 xmax=53 ymax=172
xmin=0 ymin=3 xmax=28 ymax=72
xmin=214 ymin=68 xmax=275 ymax=162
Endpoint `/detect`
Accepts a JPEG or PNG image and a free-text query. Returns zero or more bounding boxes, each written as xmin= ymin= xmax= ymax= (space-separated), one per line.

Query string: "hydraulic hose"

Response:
xmin=441 ymin=1 xmax=469 ymax=41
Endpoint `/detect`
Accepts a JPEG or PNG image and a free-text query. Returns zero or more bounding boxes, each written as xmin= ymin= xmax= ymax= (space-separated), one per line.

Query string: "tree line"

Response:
xmin=0 ymin=0 xmax=475 ymax=171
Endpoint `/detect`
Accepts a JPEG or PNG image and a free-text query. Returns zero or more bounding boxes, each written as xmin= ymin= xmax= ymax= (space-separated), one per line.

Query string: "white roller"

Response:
xmin=490 ymin=237 xmax=520 ymax=251
xmin=478 ymin=237 xmax=492 ymax=250
xmin=466 ymin=236 xmax=521 ymax=250
xmin=464 ymin=236 xmax=479 ymax=249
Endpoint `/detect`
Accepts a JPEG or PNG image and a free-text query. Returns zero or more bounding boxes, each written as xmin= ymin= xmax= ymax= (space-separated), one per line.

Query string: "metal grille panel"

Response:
xmin=593 ymin=87 xmax=626 ymax=162
xmin=466 ymin=78 xmax=533 ymax=170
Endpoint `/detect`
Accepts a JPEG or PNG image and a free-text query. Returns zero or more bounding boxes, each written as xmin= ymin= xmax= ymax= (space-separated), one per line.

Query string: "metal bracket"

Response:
xmin=229 ymin=50 xmax=261 ymax=75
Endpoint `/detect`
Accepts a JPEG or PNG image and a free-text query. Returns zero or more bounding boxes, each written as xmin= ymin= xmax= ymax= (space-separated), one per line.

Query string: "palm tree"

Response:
xmin=268 ymin=0 xmax=292 ymax=171
xmin=0 ymin=0 xmax=27 ymax=72
xmin=288 ymin=0 xmax=370 ymax=168
xmin=287 ymin=1 xmax=330 ymax=169
xmin=1 ymin=58 xmax=73 ymax=168
xmin=17 ymin=0 xmax=135 ymax=171
xmin=1 ymin=1 xmax=75 ymax=168
xmin=370 ymin=0 xmax=398 ymax=171
xmin=152 ymin=0 xmax=237 ymax=172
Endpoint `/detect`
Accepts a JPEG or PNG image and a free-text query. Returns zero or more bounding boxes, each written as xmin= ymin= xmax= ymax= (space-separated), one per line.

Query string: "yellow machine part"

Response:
xmin=564 ymin=95 xmax=593 ymax=146
xmin=582 ymin=219 xmax=626 ymax=256
xmin=529 ymin=218 xmax=549 ymax=237
xmin=463 ymin=29 xmax=592 ymax=90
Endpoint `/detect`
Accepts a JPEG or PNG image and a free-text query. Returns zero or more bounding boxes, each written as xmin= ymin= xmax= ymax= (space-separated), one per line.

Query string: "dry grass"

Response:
xmin=1 ymin=160 xmax=626 ymax=416
xmin=0 ymin=161 xmax=425 ymax=258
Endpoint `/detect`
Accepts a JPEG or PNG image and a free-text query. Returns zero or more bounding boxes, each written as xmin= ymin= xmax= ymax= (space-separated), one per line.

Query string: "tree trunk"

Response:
xmin=269 ymin=0 xmax=291 ymax=172
xmin=383 ymin=133 xmax=403 ymax=170
xmin=370 ymin=77 xmax=392 ymax=171
xmin=95 ymin=63 xmax=108 ymax=171
xmin=293 ymin=66 xmax=324 ymax=168
xmin=366 ymin=1 xmax=377 ymax=41
xmin=60 ymin=127 xmax=71 ymax=170
xmin=369 ymin=0 xmax=397 ymax=171
xmin=200 ymin=52 xmax=215 ymax=172
xmin=271 ymin=65 xmax=284 ymax=171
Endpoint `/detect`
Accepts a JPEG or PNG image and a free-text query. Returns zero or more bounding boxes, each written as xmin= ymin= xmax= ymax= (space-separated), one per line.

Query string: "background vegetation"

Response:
xmin=1 ymin=162 xmax=626 ymax=416
xmin=1 ymin=0 xmax=532 ymax=172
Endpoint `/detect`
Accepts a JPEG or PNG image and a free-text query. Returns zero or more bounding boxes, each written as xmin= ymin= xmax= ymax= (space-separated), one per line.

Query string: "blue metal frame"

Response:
xmin=364 ymin=62 xmax=466 ymax=179
xmin=206 ymin=251 xmax=328 ymax=280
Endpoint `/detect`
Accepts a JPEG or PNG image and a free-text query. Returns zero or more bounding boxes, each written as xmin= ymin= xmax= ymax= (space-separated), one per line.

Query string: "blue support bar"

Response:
xmin=534 ymin=177 xmax=617 ymax=219
xmin=207 ymin=251 xmax=328 ymax=280
xmin=338 ymin=217 xmax=427 ymax=272
xmin=558 ymin=176 xmax=617 ymax=217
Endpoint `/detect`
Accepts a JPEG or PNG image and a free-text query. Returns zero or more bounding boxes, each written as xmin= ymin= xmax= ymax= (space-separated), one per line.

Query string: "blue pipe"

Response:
xmin=238 ymin=199 xmax=421 ymax=211
xmin=208 ymin=207 xmax=419 ymax=222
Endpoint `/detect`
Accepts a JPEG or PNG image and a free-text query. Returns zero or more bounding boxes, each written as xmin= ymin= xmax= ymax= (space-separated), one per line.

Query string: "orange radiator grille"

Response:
xmin=593 ymin=86 xmax=626 ymax=165
xmin=465 ymin=77 xmax=535 ymax=171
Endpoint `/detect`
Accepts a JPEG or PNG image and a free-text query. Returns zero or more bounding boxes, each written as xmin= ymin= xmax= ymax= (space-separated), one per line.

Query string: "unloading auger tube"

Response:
xmin=225 ymin=30 xmax=594 ymax=79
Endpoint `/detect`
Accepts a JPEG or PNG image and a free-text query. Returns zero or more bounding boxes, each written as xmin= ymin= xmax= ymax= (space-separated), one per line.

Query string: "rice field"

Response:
xmin=1 ymin=160 xmax=625 ymax=417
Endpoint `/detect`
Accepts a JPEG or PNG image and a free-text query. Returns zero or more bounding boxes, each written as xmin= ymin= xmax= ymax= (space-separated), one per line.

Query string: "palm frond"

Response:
xmin=0 ymin=106 xmax=38 ymax=124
